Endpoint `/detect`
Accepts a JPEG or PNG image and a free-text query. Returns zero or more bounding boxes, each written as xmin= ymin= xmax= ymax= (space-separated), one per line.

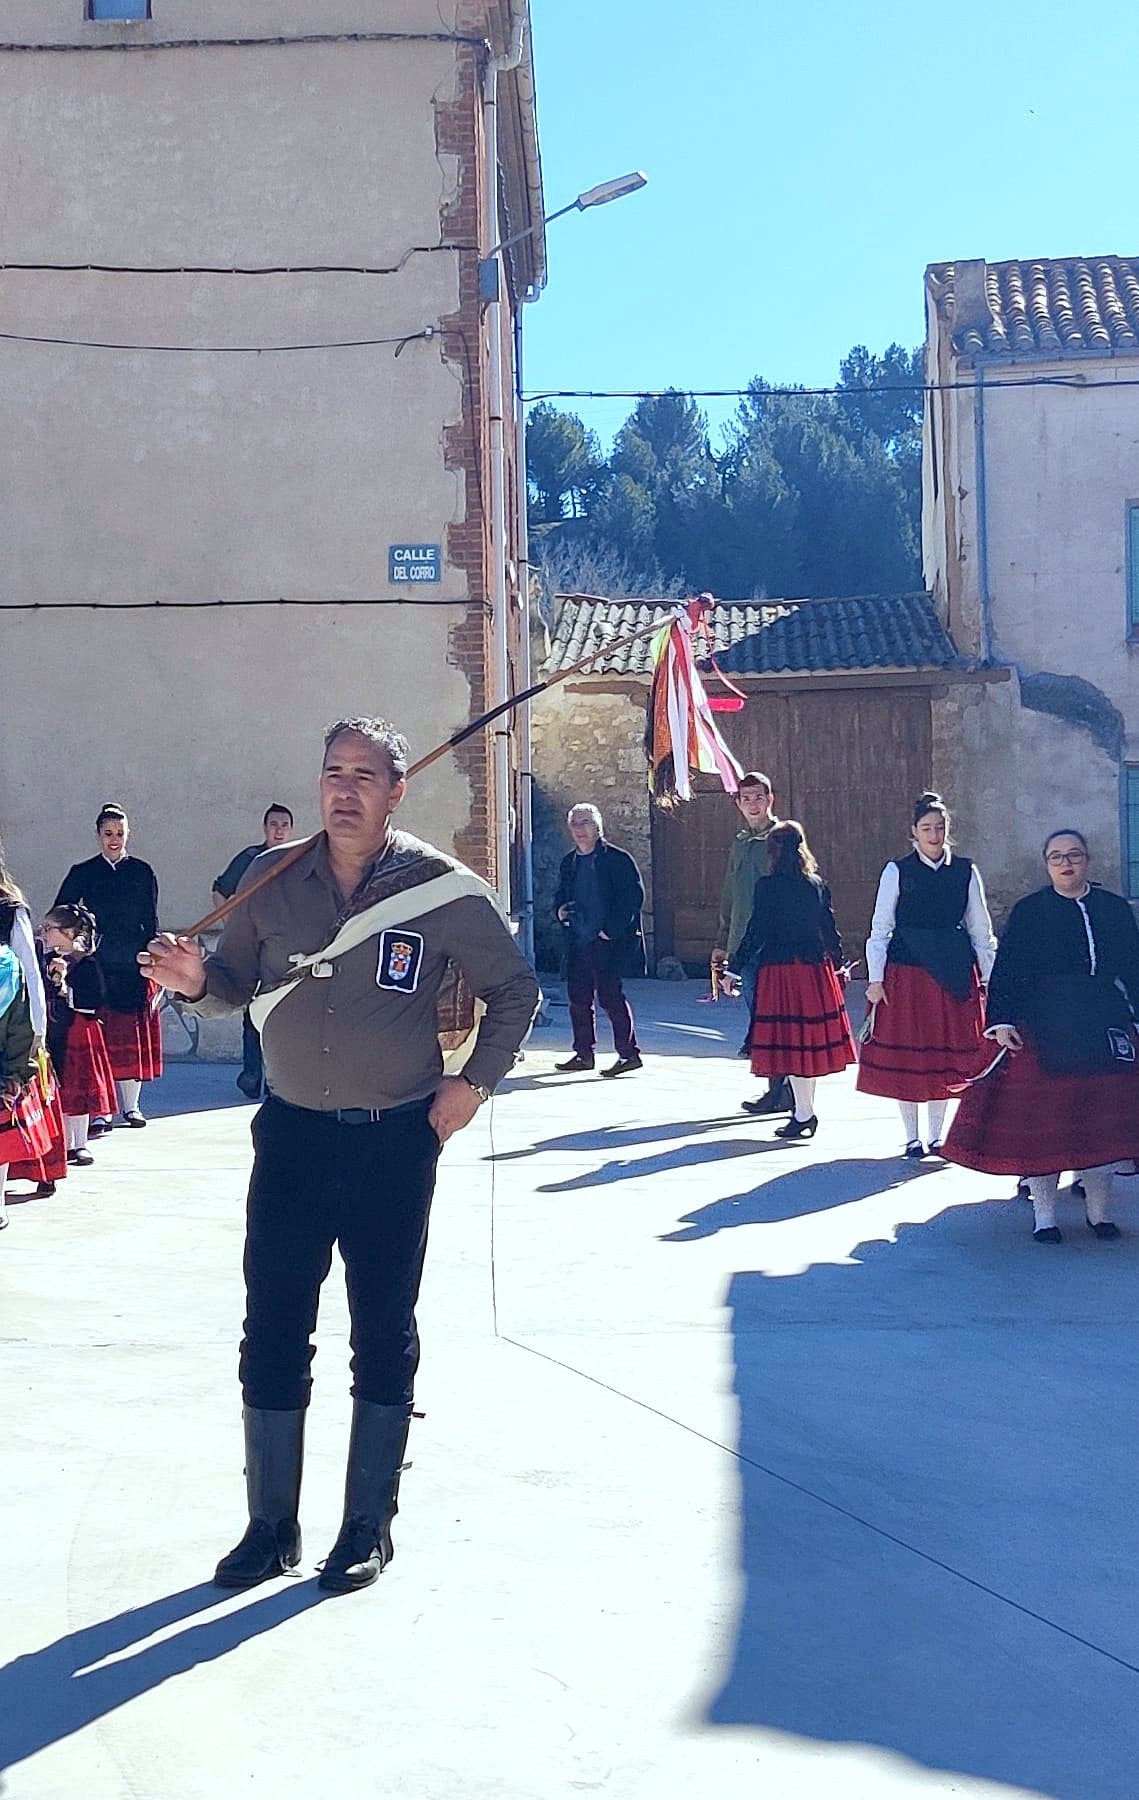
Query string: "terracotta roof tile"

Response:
xmin=545 ymin=594 xmax=961 ymax=679
xmin=929 ymin=256 xmax=1139 ymax=359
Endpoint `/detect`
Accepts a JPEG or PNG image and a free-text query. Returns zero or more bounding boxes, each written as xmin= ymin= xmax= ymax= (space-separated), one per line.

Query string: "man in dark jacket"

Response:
xmin=554 ymin=804 xmax=645 ymax=1077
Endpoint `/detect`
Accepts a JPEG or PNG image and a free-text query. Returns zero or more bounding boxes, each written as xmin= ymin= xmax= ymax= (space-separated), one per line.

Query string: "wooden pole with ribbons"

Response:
xmin=179 ymin=609 xmax=682 ymax=940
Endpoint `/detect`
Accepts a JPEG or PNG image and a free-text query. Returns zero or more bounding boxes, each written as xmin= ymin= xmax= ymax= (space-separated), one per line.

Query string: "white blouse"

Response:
xmin=11 ymin=903 xmax=47 ymax=1041
xmin=866 ymin=849 xmax=997 ymax=985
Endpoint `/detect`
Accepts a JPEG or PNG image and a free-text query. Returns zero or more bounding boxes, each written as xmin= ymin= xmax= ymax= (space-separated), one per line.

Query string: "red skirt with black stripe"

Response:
xmin=749 ymin=959 xmax=856 ymax=1078
xmin=856 ymin=962 xmax=987 ymax=1102
xmin=61 ymin=1015 xmax=118 ymax=1117
xmin=943 ymin=1035 xmax=1139 ymax=1175
xmin=100 ymin=985 xmax=164 ymax=1083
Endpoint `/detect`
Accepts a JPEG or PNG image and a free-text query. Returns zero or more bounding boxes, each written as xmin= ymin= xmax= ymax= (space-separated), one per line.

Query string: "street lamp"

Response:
xmin=479 ymin=163 xmax=647 ymax=954
xmin=479 ymin=173 xmax=648 ymax=298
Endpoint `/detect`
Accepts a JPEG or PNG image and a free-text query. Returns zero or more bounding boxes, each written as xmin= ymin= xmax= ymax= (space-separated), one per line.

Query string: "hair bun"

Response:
xmin=915 ymin=791 xmax=942 ymax=809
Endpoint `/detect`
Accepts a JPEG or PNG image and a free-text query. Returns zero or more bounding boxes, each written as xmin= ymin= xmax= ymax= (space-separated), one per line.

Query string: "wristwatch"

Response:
xmin=463 ymin=1075 xmax=491 ymax=1104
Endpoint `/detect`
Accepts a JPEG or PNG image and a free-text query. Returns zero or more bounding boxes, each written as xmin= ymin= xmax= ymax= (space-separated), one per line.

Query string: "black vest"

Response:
xmin=888 ymin=853 xmax=975 ymax=998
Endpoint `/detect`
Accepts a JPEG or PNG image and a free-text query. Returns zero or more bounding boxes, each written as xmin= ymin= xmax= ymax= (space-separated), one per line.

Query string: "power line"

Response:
xmin=1 ymin=596 xmax=481 ymax=612
xmin=0 ymin=326 xmax=436 ymax=355
xmin=524 ymin=374 xmax=1139 ymax=403
xmin=0 ymin=31 xmax=485 ymax=56
xmin=0 ymin=254 xmax=473 ymax=277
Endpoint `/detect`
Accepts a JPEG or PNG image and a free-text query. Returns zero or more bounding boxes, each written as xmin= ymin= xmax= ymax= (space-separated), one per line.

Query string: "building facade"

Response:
xmin=0 ymin=2 xmax=542 ymax=930
xmin=923 ymin=256 xmax=1139 ymax=917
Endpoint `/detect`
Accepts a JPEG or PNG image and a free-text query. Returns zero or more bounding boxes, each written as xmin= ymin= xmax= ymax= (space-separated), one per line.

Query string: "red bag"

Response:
xmin=0 ymin=1080 xmax=53 ymax=1161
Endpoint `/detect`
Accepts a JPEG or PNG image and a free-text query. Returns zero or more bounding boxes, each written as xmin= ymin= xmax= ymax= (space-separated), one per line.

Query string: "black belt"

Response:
xmin=268 ymin=1094 xmax=432 ymax=1126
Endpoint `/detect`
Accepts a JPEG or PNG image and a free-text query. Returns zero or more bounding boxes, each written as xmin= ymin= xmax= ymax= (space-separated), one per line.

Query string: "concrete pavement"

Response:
xmin=3 ymin=980 xmax=1138 ymax=1800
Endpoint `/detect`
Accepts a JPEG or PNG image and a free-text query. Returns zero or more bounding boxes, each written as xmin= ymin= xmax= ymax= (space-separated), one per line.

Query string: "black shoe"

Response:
xmin=214 ymin=1406 xmax=305 ymax=1589
xmin=88 ymin=1117 xmax=111 ymax=1139
xmin=775 ymin=1114 xmax=818 ymax=1140
xmin=927 ymin=1141 xmax=945 ymax=1158
xmin=742 ymin=1081 xmax=793 ymax=1117
xmin=1086 ymin=1218 xmax=1121 ymax=1240
xmin=121 ymin=1109 xmax=147 ymax=1129
xmin=555 ymin=1054 xmax=595 ymax=1073
xmin=600 ymin=1054 xmax=643 ymax=1078
xmin=1033 ymin=1226 xmax=1063 ymax=1244
xmin=34 ymin=1181 xmax=57 ymax=1198
xmin=904 ymin=1141 xmax=925 ymax=1160
xmin=67 ymin=1149 xmax=95 ymax=1167
xmin=318 ymin=1401 xmax=412 ymax=1594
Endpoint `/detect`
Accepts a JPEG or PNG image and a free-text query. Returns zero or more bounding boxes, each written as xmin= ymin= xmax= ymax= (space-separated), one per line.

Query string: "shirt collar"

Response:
xmin=101 ymin=853 xmax=129 ymax=870
xmin=915 ymin=847 xmax=952 ymax=870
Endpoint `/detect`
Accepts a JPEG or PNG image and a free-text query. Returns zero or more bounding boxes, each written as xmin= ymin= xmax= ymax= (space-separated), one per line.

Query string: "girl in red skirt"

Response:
xmin=56 ymin=802 xmax=163 ymax=1131
xmin=736 ymin=821 xmax=854 ymax=1139
xmin=0 ymin=901 xmax=39 ymax=1230
xmin=41 ymin=904 xmax=117 ymax=1166
xmin=944 ymin=829 xmax=1139 ymax=1242
xmin=857 ymin=793 xmax=996 ymax=1158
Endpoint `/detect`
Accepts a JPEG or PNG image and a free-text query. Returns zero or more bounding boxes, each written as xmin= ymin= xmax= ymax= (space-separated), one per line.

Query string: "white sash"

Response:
xmin=246 ymin=867 xmax=493 ymax=1037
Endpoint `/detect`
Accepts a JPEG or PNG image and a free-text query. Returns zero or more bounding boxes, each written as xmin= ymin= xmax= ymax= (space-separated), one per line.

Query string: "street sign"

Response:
xmin=388 ymin=543 xmax=441 ymax=585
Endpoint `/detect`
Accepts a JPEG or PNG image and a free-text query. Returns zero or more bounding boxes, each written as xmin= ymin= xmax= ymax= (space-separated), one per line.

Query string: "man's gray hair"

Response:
xmin=323 ymin=717 xmax=410 ymax=780
xmin=568 ymin=802 xmax=603 ymax=830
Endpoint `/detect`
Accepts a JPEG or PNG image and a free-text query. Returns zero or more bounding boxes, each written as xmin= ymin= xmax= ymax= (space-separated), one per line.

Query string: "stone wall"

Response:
xmin=531 ymin=681 xmax=654 ymax=972
xmin=932 ymin=676 xmax=1122 ymax=928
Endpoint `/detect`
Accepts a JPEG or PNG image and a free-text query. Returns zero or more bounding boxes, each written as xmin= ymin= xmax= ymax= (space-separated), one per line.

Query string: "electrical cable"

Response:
xmin=1 ymin=596 xmax=484 ymax=612
xmin=0 ymin=254 xmax=474 ymax=276
xmin=0 ymin=31 xmax=486 ymax=56
xmin=0 ymin=326 xmax=436 ymax=355
xmin=524 ymin=374 xmax=1139 ymax=402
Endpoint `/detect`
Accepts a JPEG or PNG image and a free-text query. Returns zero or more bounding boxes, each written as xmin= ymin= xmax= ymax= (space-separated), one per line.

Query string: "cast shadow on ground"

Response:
xmin=706 ymin=1190 xmax=1139 ymax=1798
xmin=0 ymin=1579 xmax=328 ymax=1778
xmin=488 ymin=1114 xmax=757 ymax=1162
xmin=535 ymin=1135 xmax=785 ymax=1193
xmin=660 ymin=1155 xmax=939 ymax=1242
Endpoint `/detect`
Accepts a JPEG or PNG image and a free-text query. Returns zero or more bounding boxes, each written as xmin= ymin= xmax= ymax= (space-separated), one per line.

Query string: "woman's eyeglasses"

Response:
xmin=1045 ymin=851 xmax=1088 ymax=866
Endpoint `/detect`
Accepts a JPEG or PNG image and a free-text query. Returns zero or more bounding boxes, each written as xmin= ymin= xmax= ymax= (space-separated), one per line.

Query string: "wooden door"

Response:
xmin=652 ymin=687 xmax=933 ymax=971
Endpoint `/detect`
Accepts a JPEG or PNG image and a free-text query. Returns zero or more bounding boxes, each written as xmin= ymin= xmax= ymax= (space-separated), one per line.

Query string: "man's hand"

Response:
xmin=865 ymin=981 xmax=887 ymax=1006
xmin=428 ymin=1076 xmax=483 ymax=1146
xmin=992 ymin=1025 xmax=1024 ymax=1051
xmin=1 ymin=1075 xmax=22 ymax=1106
xmin=140 ymin=933 xmax=207 ymax=1002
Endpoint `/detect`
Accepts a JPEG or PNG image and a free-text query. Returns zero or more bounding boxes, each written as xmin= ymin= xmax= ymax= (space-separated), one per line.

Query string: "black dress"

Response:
xmin=739 ymin=873 xmax=855 ymax=1077
xmin=55 ymin=855 xmax=163 ymax=1082
xmin=944 ymin=884 xmax=1139 ymax=1175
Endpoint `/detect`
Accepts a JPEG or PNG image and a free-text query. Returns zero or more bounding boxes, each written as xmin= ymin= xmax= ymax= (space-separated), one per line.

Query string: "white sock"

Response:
xmin=67 ymin=1115 xmax=90 ymax=1151
xmin=789 ymin=1075 xmax=816 ymax=1122
xmin=0 ymin=1165 xmax=8 ymax=1218
xmin=899 ymin=1101 xmax=920 ymax=1144
xmin=926 ymin=1100 xmax=948 ymax=1144
xmin=1079 ymin=1164 xmax=1116 ymax=1225
xmin=118 ymin=1079 xmax=142 ymax=1114
xmin=1028 ymin=1173 xmax=1059 ymax=1230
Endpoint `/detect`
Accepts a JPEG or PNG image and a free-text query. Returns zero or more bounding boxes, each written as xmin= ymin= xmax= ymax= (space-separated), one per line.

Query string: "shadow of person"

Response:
xmin=0 ymin=1579 xmax=327 ymax=1777
xmin=536 ymin=1135 xmax=784 ymax=1194
xmin=489 ymin=1114 xmax=757 ymax=1163
xmin=705 ymin=1194 xmax=1139 ymax=1797
xmin=660 ymin=1155 xmax=939 ymax=1242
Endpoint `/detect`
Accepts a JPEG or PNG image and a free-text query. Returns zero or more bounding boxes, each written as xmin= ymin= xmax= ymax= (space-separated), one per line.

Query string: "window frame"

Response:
xmin=1124 ymin=764 xmax=1139 ymax=902
xmin=1128 ymin=500 xmax=1139 ymax=639
xmin=87 ymin=0 xmax=152 ymax=20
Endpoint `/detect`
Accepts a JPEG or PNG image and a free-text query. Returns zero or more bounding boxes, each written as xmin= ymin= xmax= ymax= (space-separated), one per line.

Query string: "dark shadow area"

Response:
xmin=0 ymin=1579 xmax=328 ymax=1777
xmin=707 ymin=1190 xmax=1139 ymax=1797
xmin=661 ymin=1155 xmax=938 ymax=1241
xmin=535 ymin=1135 xmax=785 ymax=1193
xmin=142 ymin=1067 xmax=252 ymax=1119
xmin=488 ymin=1114 xmax=756 ymax=1162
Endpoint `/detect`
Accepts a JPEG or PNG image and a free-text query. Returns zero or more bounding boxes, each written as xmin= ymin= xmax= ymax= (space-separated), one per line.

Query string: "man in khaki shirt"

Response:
xmin=145 ymin=717 xmax=538 ymax=1594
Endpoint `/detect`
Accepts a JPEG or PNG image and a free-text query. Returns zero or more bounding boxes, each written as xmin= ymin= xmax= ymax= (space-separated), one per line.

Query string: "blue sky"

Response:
xmin=525 ymin=0 xmax=1139 ymax=448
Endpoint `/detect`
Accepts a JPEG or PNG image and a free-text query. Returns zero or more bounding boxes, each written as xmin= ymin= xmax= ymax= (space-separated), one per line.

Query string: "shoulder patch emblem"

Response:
xmin=376 ymin=929 xmax=425 ymax=994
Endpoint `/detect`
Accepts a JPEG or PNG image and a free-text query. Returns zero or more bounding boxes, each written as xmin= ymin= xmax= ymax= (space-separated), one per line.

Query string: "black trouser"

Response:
xmin=240 ymin=1095 xmax=442 ymax=1411
xmin=567 ymin=939 xmax=638 ymax=1058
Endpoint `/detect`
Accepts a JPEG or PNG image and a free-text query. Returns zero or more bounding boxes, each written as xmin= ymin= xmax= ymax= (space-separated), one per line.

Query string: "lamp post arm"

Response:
xmin=482 ymin=199 xmax=579 ymax=267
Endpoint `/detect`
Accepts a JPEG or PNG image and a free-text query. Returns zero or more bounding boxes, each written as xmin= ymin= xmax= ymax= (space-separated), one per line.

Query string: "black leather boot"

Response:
xmin=214 ymin=1406 xmax=306 ymax=1589
xmin=318 ymin=1401 xmax=412 ymax=1594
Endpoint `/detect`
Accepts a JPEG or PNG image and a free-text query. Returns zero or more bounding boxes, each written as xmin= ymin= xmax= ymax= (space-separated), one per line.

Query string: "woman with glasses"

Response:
xmin=943 ymin=829 xmax=1139 ymax=1241
xmin=857 ymin=793 xmax=997 ymax=1158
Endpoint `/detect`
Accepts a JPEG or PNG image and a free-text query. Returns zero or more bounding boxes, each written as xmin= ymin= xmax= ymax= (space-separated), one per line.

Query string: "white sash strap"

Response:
xmin=247 ymin=867 xmax=492 ymax=1036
